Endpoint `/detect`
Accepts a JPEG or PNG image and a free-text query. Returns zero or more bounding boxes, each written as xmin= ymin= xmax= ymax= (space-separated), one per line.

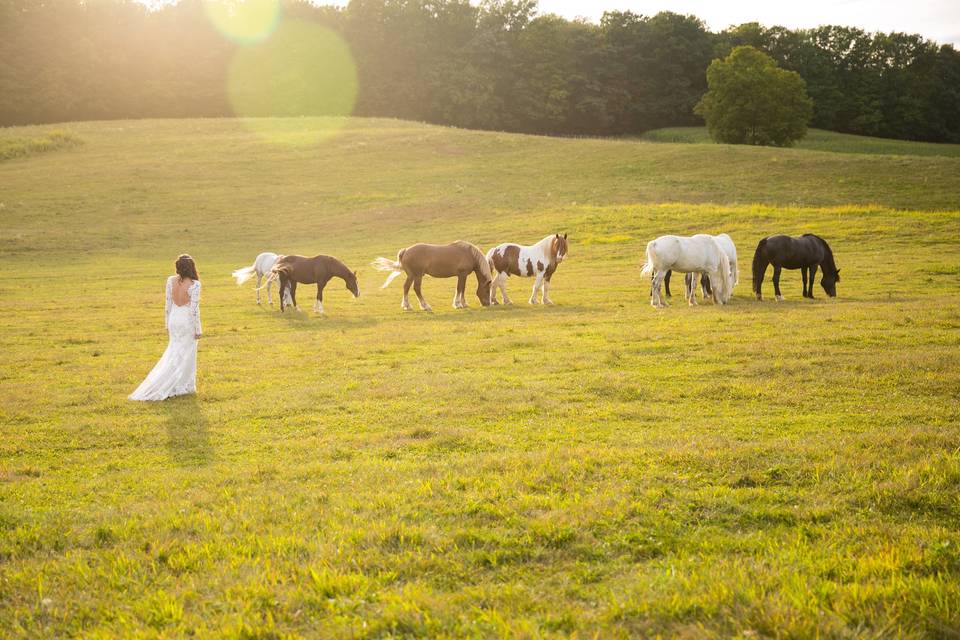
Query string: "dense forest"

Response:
xmin=2 ymin=0 xmax=958 ymax=142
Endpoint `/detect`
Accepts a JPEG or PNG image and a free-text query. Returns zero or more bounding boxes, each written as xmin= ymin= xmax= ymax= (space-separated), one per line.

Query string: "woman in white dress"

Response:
xmin=129 ymin=255 xmax=202 ymax=401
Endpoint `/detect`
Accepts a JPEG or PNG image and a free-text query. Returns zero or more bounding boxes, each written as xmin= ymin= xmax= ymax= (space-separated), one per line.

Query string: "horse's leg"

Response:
xmin=314 ymin=283 xmax=325 ymax=314
xmin=256 ymin=273 xmax=262 ymax=305
xmin=529 ymin=274 xmax=544 ymax=304
xmin=267 ymin=276 xmax=273 ymax=305
xmin=755 ymin=260 xmax=767 ymax=301
xmin=414 ymin=275 xmax=431 ymax=311
xmin=454 ymin=274 xmax=466 ymax=309
xmin=773 ymin=266 xmax=783 ymax=302
xmin=290 ymin=281 xmax=299 ymax=311
xmin=702 ymin=274 xmax=712 ymax=300
xmin=664 ymin=270 xmax=672 ymax=298
xmin=688 ymin=273 xmax=700 ymax=306
xmin=808 ymin=264 xmax=818 ymax=299
xmin=651 ymin=271 xmax=665 ymax=307
xmin=278 ymin=276 xmax=287 ymax=312
xmin=499 ymin=273 xmax=513 ymax=305
xmin=801 ymin=266 xmax=808 ymax=298
xmin=542 ymin=275 xmax=554 ymax=305
xmin=401 ymin=275 xmax=413 ymax=311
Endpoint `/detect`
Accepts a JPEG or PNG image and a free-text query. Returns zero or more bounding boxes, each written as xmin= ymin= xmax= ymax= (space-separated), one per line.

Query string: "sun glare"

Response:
xmin=227 ymin=19 xmax=358 ymax=145
xmin=203 ymin=0 xmax=280 ymax=44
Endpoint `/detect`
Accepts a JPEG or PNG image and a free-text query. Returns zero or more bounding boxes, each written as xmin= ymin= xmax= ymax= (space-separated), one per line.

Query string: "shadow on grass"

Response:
xmin=163 ymin=394 xmax=212 ymax=466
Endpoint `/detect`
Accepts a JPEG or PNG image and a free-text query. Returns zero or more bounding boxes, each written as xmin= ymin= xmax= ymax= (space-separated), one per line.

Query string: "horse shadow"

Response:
xmin=276 ymin=309 xmax=383 ymax=330
xmin=162 ymin=394 xmax=212 ymax=467
xmin=412 ymin=302 xmax=597 ymax=323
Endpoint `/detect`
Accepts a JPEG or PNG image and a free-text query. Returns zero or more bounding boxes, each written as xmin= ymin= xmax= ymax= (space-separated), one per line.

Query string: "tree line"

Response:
xmin=2 ymin=0 xmax=958 ymax=142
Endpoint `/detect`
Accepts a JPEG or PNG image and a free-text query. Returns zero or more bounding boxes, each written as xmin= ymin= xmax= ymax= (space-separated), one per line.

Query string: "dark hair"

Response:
xmin=175 ymin=254 xmax=199 ymax=281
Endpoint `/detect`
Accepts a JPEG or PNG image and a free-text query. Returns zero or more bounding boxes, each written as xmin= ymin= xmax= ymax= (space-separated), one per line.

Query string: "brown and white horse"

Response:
xmin=260 ymin=254 xmax=359 ymax=313
xmin=373 ymin=241 xmax=492 ymax=311
xmin=486 ymin=233 xmax=568 ymax=305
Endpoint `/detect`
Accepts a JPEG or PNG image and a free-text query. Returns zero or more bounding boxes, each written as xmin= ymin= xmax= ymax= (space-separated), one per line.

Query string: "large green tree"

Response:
xmin=695 ymin=45 xmax=813 ymax=146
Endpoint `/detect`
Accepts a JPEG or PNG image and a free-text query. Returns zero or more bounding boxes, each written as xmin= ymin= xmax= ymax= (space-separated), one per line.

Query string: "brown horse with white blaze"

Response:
xmin=373 ymin=241 xmax=492 ymax=311
xmin=261 ymin=254 xmax=359 ymax=313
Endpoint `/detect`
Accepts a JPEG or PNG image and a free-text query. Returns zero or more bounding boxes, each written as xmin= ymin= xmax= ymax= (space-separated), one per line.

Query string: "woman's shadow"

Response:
xmin=163 ymin=395 xmax=212 ymax=466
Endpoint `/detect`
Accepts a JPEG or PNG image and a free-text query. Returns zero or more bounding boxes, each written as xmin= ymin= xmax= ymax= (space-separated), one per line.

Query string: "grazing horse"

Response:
xmin=752 ymin=234 xmax=840 ymax=301
xmin=232 ymin=252 xmax=279 ymax=305
xmin=663 ymin=233 xmax=738 ymax=300
xmin=640 ymin=234 xmax=731 ymax=308
xmin=373 ymin=241 xmax=492 ymax=311
xmin=486 ymin=233 xmax=568 ymax=305
xmin=260 ymin=254 xmax=360 ymax=313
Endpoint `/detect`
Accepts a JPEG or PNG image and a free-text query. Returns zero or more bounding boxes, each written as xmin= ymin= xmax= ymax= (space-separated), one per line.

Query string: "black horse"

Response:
xmin=752 ymin=234 xmax=840 ymax=301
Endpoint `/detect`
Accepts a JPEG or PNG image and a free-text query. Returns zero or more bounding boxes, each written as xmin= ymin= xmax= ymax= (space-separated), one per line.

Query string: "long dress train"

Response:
xmin=129 ymin=276 xmax=202 ymax=401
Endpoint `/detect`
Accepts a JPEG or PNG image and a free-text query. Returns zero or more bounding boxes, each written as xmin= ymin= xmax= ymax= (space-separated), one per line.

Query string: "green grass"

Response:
xmin=1 ymin=117 xmax=959 ymax=638
xmin=0 ymin=128 xmax=82 ymax=161
xmin=641 ymin=126 xmax=960 ymax=158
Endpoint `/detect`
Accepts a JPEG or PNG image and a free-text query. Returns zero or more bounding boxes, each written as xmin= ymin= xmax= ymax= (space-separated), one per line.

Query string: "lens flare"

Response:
xmin=203 ymin=0 xmax=280 ymax=44
xmin=227 ymin=20 xmax=359 ymax=145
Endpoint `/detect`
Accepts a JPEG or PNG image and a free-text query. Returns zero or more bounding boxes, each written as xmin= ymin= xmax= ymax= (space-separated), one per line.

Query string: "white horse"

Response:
xmin=231 ymin=252 xmax=279 ymax=305
xmin=640 ymin=234 xmax=731 ymax=308
xmin=681 ymin=232 xmax=738 ymax=300
xmin=486 ymin=233 xmax=568 ymax=305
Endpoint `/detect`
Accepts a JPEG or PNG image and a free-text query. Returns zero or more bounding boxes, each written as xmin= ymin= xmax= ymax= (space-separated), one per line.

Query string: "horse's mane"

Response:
xmin=803 ymin=234 xmax=838 ymax=274
xmin=456 ymin=241 xmax=492 ymax=280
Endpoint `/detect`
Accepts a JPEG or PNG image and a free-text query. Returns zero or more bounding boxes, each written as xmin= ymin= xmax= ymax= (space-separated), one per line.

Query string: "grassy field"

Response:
xmin=641 ymin=126 xmax=960 ymax=158
xmin=1 ymin=117 xmax=959 ymax=638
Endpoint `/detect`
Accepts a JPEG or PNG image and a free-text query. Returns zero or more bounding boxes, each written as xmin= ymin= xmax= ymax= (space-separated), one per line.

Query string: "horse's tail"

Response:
xmin=372 ymin=249 xmax=405 ymax=288
xmin=752 ymin=238 xmax=767 ymax=296
xmin=485 ymin=246 xmax=497 ymax=276
xmin=715 ymin=246 xmax=731 ymax=303
xmin=639 ymin=241 xmax=656 ymax=278
xmin=232 ymin=264 xmax=256 ymax=286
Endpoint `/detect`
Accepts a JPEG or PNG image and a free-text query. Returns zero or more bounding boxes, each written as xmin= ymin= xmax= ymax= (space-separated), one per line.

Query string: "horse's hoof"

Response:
xmin=544 ymin=299 xmax=554 ymax=306
xmin=775 ymin=295 xmax=784 ymax=302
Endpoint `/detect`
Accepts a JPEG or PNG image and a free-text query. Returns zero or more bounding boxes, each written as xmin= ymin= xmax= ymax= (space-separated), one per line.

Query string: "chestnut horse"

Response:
xmin=373 ymin=241 xmax=492 ymax=311
xmin=260 ymin=254 xmax=359 ymax=313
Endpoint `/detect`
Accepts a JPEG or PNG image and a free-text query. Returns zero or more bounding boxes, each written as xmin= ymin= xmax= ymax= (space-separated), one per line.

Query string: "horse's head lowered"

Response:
xmin=552 ymin=233 xmax=569 ymax=264
xmin=345 ymin=270 xmax=360 ymax=298
xmin=476 ymin=276 xmax=492 ymax=306
xmin=821 ymin=268 xmax=840 ymax=297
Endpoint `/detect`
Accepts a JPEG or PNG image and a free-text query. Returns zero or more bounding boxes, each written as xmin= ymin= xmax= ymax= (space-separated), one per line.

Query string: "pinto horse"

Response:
xmin=373 ymin=241 xmax=492 ymax=311
xmin=752 ymin=234 xmax=839 ymax=301
xmin=232 ymin=252 xmax=279 ymax=305
xmin=261 ymin=254 xmax=359 ymax=313
xmin=486 ymin=233 xmax=568 ymax=305
xmin=640 ymin=234 xmax=731 ymax=308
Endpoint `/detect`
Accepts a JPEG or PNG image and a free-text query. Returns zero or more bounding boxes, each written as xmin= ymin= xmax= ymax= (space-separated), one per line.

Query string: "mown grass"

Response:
xmin=641 ymin=126 xmax=960 ymax=158
xmin=0 ymin=128 xmax=82 ymax=161
xmin=1 ymin=118 xmax=959 ymax=638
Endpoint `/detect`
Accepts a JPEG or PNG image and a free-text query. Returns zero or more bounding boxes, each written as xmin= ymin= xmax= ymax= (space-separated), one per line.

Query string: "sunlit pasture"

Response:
xmin=1 ymin=118 xmax=959 ymax=637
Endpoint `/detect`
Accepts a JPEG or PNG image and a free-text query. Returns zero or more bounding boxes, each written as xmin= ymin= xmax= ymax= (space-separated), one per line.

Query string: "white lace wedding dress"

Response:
xmin=129 ymin=276 xmax=202 ymax=401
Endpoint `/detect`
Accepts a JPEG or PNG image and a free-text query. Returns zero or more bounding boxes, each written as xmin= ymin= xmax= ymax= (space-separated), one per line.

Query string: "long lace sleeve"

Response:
xmin=164 ymin=276 xmax=173 ymax=330
xmin=189 ymin=281 xmax=202 ymax=336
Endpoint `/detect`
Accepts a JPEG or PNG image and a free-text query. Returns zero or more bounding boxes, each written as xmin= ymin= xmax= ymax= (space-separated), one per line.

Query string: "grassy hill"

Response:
xmin=1 ymin=118 xmax=959 ymax=638
xmin=641 ymin=126 xmax=960 ymax=158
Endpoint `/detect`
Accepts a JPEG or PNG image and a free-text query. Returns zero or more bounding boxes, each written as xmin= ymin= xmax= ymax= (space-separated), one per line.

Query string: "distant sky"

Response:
xmin=137 ymin=1 xmax=960 ymax=47
xmin=536 ymin=0 xmax=960 ymax=47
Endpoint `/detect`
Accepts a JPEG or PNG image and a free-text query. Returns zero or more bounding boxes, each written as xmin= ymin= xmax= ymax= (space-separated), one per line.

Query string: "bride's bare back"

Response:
xmin=171 ymin=276 xmax=194 ymax=306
